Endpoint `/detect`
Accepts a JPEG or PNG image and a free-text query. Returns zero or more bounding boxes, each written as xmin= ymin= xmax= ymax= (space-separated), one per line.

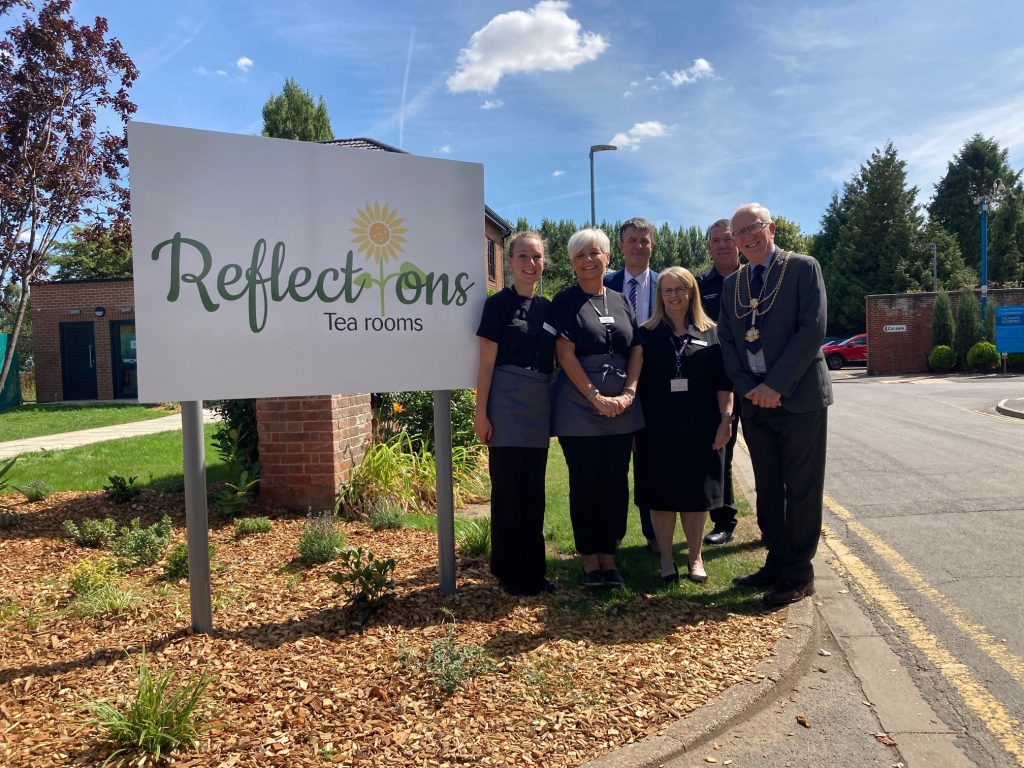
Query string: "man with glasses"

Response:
xmin=698 ymin=219 xmax=744 ymax=546
xmin=604 ymin=217 xmax=659 ymax=552
xmin=718 ymin=203 xmax=832 ymax=606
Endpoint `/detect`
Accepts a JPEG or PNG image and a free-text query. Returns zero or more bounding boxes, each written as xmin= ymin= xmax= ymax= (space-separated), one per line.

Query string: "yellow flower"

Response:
xmin=350 ymin=202 xmax=408 ymax=264
xmin=392 ymin=403 xmax=405 ymax=414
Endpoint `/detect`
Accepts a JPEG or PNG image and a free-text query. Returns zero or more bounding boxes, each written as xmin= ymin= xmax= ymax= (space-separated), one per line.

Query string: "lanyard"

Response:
xmin=586 ymin=290 xmax=614 ymax=356
xmin=670 ymin=334 xmax=690 ymax=378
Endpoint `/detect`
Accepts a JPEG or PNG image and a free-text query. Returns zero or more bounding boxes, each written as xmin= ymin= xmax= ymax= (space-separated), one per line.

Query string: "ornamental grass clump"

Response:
xmin=67 ymin=557 xmax=140 ymax=618
xmin=17 ymin=479 xmax=53 ymax=502
xmin=457 ymin=518 xmax=491 ymax=557
xmin=298 ymin=512 xmax=346 ymax=565
xmin=85 ymin=650 xmax=208 ymax=764
xmin=366 ymin=496 xmax=404 ymax=531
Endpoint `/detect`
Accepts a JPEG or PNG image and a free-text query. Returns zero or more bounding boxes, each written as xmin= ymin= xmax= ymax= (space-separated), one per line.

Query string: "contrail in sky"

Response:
xmin=399 ymin=28 xmax=415 ymax=149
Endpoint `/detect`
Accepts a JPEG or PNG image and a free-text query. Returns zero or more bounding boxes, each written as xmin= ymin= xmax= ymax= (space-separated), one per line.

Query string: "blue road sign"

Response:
xmin=995 ymin=306 xmax=1024 ymax=353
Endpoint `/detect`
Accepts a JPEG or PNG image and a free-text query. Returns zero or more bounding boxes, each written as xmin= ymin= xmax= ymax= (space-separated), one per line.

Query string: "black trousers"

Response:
xmin=741 ymin=404 xmax=828 ymax=586
xmin=558 ymin=433 xmax=634 ymax=555
xmin=709 ymin=412 xmax=740 ymax=532
xmin=488 ymin=446 xmax=549 ymax=590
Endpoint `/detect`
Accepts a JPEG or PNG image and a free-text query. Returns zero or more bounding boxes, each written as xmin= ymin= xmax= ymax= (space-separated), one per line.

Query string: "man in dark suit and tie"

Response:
xmin=718 ymin=203 xmax=832 ymax=606
xmin=604 ymin=217 xmax=659 ymax=551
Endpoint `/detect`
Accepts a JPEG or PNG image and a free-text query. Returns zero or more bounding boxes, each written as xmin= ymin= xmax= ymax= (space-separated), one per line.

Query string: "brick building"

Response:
xmin=865 ymin=288 xmax=1024 ymax=375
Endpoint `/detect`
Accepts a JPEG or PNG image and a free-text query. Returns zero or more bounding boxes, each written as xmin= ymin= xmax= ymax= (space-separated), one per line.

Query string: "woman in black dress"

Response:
xmin=634 ymin=266 xmax=734 ymax=583
xmin=550 ymin=228 xmax=644 ymax=588
xmin=475 ymin=231 xmax=556 ymax=596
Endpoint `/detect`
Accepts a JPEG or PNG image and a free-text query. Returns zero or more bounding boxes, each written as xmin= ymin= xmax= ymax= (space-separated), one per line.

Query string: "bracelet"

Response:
xmin=720 ymin=411 xmax=733 ymax=419
xmin=587 ymin=386 xmax=600 ymax=400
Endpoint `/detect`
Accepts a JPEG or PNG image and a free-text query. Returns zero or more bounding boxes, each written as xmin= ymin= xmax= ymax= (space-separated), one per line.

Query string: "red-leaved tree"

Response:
xmin=0 ymin=0 xmax=137 ymax=392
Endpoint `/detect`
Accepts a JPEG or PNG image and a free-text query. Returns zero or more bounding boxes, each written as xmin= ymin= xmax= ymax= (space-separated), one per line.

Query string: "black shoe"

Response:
xmin=661 ymin=566 xmax=679 ymax=584
xmin=603 ymin=568 xmax=625 ymax=587
xmin=762 ymin=581 xmax=815 ymax=607
xmin=538 ymin=579 xmax=556 ymax=594
xmin=703 ymin=529 xmax=734 ymax=546
xmin=733 ymin=568 xmax=780 ymax=588
xmin=583 ymin=569 xmax=605 ymax=588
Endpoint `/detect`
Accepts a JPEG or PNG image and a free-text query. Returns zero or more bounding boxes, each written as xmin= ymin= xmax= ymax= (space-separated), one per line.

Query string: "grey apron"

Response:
xmin=551 ymin=353 xmax=645 ymax=437
xmin=487 ymin=365 xmax=551 ymax=448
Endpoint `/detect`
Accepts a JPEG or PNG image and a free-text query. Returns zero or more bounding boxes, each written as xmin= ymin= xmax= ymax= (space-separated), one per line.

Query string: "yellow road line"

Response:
xmin=821 ymin=522 xmax=1024 ymax=763
xmin=824 ymin=493 xmax=1024 ymax=688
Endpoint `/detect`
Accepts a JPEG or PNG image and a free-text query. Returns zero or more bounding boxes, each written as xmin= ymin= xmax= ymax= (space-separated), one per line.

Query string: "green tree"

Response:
xmin=819 ymin=143 xmax=924 ymax=334
xmin=908 ymin=221 xmax=974 ymax=292
xmin=931 ymin=289 xmax=954 ymax=348
xmin=773 ymin=215 xmax=808 ymax=253
xmin=953 ymin=291 xmax=983 ymax=367
xmin=928 ymin=134 xmax=1023 ymax=283
xmin=261 ymin=78 xmax=333 ymax=141
xmin=51 ymin=223 xmax=132 ymax=280
xmin=984 ymin=300 xmax=996 ymax=343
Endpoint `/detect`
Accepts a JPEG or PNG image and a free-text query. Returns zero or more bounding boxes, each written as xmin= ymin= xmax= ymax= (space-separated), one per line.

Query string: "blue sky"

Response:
xmin=59 ymin=0 xmax=1024 ymax=235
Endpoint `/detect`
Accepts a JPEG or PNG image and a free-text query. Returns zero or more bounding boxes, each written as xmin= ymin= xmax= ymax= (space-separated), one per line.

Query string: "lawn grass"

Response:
xmin=0 ymin=403 xmax=176 ymax=442
xmin=2 ymin=423 xmax=231 ymax=493
xmin=414 ymin=441 xmax=768 ymax=613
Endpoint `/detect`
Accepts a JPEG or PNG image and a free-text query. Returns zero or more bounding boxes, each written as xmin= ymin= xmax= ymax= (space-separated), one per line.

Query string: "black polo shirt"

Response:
xmin=698 ymin=266 xmax=736 ymax=322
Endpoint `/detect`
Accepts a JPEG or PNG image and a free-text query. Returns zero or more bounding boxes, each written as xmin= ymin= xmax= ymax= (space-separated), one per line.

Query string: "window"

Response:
xmin=487 ymin=239 xmax=496 ymax=280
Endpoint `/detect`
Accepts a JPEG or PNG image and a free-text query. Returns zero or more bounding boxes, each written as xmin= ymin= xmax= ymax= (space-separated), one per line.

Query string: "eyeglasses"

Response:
xmin=661 ymin=287 xmax=690 ymax=296
xmin=732 ymin=220 xmax=771 ymax=239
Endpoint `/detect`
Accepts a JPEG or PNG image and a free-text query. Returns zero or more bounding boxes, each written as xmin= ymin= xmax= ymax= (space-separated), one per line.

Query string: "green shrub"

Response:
xmin=84 ymin=650 xmax=208 ymax=763
xmin=331 ymin=546 xmax=397 ymax=626
xmin=298 ymin=512 xmax=345 ymax=565
xmin=367 ymin=497 xmax=404 ymax=531
xmin=928 ymin=345 xmax=956 ymax=372
xmin=1007 ymin=352 xmax=1024 ymax=372
xmin=373 ymin=390 xmax=479 ymax=450
xmin=112 ymin=516 xmax=173 ymax=569
xmin=163 ymin=542 xmax=216 ymax=581
xmin=931 ymin=290 xmax=954 ymax=348
xmin=103 ymin=474 xmax=141 ymax=503
xmin=457 ymin=518 xmax=491 ymax=556
xmin=401 ymin=610 xmax=493 ymax=697
xmin=210 ymin=400 xmax=259 ymax=468
xmin=17 ymin=479 xmax=53 ymax=502
xmin=213 ymin=469 xmax=260 ymax=518
xmin=233 ymin=516 xmax=273 ymax=538
xmin=0 ymin=511 xmax=20 ymax=529
xmin=68 ymin=556 xmax=121 ymax=596
xmin=967 ymin=341 xmax=1000 ymax=371
xmin=63 ymin=516 xmax=118 ymax=548
xmin=71 ymin=582 xmax=141 ymax=618
xmin=954 ymin=291 xmax=983 ymax=367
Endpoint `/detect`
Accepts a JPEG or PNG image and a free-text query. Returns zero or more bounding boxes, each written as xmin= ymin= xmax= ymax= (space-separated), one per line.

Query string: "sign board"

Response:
xmin=128 ymin=122 xmax=485 ymax=402
xmin=995 ymin=306 xmax=1024 ymax=353
xmin=883 ymin=324 xmax=907 ymax=333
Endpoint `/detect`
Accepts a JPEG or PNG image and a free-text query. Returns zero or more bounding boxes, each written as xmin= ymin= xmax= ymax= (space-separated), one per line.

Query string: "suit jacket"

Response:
xmin=604 ymin=268 xmax=659 ymax=316
xmin=718 ymin=249 xmax=833 ymax=414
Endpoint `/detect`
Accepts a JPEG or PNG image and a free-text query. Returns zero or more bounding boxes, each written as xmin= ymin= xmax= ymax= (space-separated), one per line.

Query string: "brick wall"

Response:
xmin=256 ymin=394 xmax=373 ymax=510
xmin=485 ymin=219 xmax=505 ymax=292
xmin=866 ymin=288 xmax=1024 ymax=374
xmin=31 ymin=279 xmax=135 ymax=403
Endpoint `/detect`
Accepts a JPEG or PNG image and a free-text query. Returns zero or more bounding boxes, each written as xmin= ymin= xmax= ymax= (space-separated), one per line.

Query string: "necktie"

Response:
xmin=628 ymin=277 xmax=638 ymax=315
xmin=744 ymin=265 xmax=765 ymax=355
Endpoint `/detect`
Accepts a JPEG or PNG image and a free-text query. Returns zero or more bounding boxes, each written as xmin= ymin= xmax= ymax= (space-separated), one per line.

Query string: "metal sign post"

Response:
xmin=433 ymin=390 xmax=457 ymax=595
xmin=181 ymin=400 xmax=213 ymax=633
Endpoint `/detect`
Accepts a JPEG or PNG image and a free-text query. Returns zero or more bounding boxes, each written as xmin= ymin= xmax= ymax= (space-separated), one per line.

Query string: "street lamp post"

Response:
xmin=973 ymin=178 xmax=1005 ymax=319
xmin=589 ymin=144 xmax=617 ymax=227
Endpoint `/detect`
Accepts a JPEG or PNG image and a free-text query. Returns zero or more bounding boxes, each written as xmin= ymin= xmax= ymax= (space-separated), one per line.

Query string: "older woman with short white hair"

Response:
xmin=550 ymin=228 xmax=644 ymax=588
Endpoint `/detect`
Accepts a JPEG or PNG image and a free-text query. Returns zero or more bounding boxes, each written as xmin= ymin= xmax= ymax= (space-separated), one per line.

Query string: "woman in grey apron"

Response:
xmin=550 ymin=228 xmax=644 ymax=588
xmin=474 ymin=231 xmax=556 ymax=596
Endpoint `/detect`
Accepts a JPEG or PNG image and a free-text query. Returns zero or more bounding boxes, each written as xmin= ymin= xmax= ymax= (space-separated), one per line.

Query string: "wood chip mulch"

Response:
xmin=0 ymin=492 xmax=784 ymax=767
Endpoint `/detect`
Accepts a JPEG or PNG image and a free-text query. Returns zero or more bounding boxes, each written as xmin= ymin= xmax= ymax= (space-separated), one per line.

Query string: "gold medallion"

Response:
xmin=749 ymin=298 xmax=759 ymax=309
xmin=745 ymin=328 xmax=760 ymax=343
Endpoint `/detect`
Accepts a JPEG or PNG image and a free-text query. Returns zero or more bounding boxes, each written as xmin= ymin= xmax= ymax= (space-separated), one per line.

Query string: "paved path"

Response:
xmin=0 ymin=410 xmax=218 ymax=459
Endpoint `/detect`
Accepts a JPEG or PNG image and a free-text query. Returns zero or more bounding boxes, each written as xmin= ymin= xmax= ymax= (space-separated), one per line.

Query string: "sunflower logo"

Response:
xmin=350 ymin=202 xmax=408 ymax=264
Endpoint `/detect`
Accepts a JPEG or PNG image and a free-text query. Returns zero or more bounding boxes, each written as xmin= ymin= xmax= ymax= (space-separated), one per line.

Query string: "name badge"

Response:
xmin=542 ymin=322 xmax=557 ymax=335
xmin=599 ymin=316 xmax=615 ymax=325
xmin=670 ymin=378 xmax=689 ymax=393
xmin=690 ymin=339 xmax=708 ymax=347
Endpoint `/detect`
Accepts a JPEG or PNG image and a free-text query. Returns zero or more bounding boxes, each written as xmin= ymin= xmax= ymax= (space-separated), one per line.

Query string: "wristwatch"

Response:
xmin=588 ymin=386 xmax=601 ymax=400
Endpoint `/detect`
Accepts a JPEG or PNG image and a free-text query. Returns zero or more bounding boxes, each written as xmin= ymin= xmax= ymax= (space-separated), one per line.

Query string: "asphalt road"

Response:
xmin=823 ymin=371 xmax=1024 ymax=767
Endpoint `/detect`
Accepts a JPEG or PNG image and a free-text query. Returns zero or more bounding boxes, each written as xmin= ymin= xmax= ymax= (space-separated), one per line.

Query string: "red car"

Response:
xmin=823 ymin=333 xmax=867 ymax=370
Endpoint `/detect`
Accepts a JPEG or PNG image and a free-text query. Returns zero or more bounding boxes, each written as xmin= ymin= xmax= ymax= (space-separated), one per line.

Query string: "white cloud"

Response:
xmin=215 ymin=69 xmax=227 ymax=76
xmin=480 ymin=99 xmax=504 ymax=110
xmin=552 ymin=169 xmax=565 ymax=177
xmin=610 ymin=121 xmax=670 ymax=151
xmin=661 ymin=58 xmax=713 ymax=87
xmin=447 ymin=1 xmax=608 ymax=93
xmin=434 ymin=145 xmax=452 ymax=155
xmin=236 ymin=56 xmax=253 ymax=72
